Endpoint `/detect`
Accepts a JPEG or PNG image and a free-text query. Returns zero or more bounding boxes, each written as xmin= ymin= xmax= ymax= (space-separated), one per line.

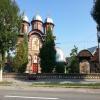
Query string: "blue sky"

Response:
xmin=16 ymin=0 xmax=97 ymax=57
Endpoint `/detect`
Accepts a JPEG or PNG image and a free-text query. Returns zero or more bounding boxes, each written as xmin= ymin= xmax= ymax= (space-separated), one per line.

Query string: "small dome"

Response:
xmin=32 ymin=14 xmax=42 ymax=22
xmin=22 ymin=15 xmax=29 ymax=23
xmin=55 ymin=47 xmax=66 ymax=62
xmin=45 ymin=17 xmax=54 ymax=24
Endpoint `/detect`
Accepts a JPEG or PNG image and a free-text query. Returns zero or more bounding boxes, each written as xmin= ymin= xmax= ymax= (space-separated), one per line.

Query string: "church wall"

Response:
xmin=27 ymin=34 xmax=42 ymax=73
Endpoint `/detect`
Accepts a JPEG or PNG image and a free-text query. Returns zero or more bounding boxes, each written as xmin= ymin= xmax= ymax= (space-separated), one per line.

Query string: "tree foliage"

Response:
xmin=55 ymin=62 xmax=65 ymax=73
xmin=13 ymin=34 xmax=28 ymax=73
xmin=91 ymin=0 xmax=100 ymax=26
xmin=69 ymin=46 xmax=79 ymax=73
xmin=39 ymin=27 xmax=56 ymax=73
xmin=0 ymin=0 xmax=22 ymax=65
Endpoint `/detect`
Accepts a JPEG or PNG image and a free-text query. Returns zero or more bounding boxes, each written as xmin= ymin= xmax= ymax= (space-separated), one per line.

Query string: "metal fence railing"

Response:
xmin=3 ymin=73 xmax=100 ymax=80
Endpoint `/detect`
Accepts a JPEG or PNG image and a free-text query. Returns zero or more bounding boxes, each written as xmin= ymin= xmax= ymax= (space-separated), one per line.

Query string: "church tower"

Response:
xmin=21 ymin=15 xmax=30 ymax=34
xmin=31 ymin=14 xmax=43 ymax=31
xmin=44 ymin=17 xmax=54 ymax=34
xmin=17 ymin=15 xmax=30 ymax=45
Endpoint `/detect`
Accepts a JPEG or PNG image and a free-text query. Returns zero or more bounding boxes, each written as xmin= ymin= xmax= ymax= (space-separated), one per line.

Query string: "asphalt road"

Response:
xmin=0 ymin=88 xmax=100 ymax=100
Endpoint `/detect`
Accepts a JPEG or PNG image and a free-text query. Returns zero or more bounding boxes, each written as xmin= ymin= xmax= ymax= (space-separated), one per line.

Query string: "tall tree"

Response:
xmin=13 ymin=34 xmax=28 ymax=73
xmin=39 ymin=27 xmax=56 ymax=73
xmin=0 ymin=0 xmax=22 ymax=81
xmin=91 ymin=0 xmax=100 ymax=27
xmin=55 ymin=62 xmax=65 ymax=73
xmin=69 ymin=46 xmax=79 ymax=73
xmin=91 ymin=0 xmax=100 ymax=63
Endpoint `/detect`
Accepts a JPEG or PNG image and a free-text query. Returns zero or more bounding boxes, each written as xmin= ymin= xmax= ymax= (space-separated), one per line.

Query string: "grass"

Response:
xmin=0 ymin=81 xmax=12 ymax=86
xmin=31 ymin=83 xmax=100 ymax=89
xmin=0 ymin=80 xmax=100 ymax=89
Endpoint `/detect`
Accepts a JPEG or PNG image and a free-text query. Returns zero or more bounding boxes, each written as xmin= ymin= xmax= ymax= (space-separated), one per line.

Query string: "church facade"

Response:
xmin=18 ymin=14 xmax=54 ymax=73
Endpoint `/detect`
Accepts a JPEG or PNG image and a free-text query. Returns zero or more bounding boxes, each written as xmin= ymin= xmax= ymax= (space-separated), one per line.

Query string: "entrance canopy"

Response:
xmin=77 ymin=49 xmax=93 ymax=62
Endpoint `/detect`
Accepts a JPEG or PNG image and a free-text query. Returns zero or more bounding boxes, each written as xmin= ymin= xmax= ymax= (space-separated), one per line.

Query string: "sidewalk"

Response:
xmin=3 ymin=78 xmax=100 ymax=84
xmin=0 ymin=78 xmax=100 ymax=88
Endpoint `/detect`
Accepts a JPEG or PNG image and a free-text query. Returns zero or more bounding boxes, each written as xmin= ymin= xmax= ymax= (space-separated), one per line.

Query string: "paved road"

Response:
xmin=0 ymin=87 xmax=100 ymax=100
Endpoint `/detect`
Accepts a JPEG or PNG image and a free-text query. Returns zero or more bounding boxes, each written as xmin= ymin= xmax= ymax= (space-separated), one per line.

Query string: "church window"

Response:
xmin=32 ymin=36 xmax=40 ymax=51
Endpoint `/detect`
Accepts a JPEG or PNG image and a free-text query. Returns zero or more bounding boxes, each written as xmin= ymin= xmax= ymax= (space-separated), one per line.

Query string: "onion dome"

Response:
xmin=32 ymin=14 xmax=42 ymax=22
xmin=45 ymin=17 xmax=54 ymax=24
xmin=55 ymin=47 xmax=66 ymax=62
xmin=22 ymin=15 xmax=29 ymax=23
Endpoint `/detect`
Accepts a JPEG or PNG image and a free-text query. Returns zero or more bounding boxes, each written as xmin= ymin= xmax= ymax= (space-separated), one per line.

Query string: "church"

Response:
xmin=18 ymin=14 xmax=55 ymax=73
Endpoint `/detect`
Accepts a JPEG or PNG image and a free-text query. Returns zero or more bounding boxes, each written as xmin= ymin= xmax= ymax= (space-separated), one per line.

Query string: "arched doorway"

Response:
xmin=77 ymin=50 xmax=93 ymax=74
xmin=79 ymin=60 xmax=90 ymax=74
xmin=32 ymin=54 xmax=38 ymax=73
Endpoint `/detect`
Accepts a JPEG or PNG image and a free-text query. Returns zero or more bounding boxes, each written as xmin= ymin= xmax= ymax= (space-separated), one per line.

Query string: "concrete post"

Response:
xmin=0 ymin=67 xmax=3 ymax=82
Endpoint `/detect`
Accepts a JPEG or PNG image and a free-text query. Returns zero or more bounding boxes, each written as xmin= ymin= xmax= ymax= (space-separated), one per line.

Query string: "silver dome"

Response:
xmin=45 ymin=17 xmax=54 ymax=24
xmin=55 ymin=47 xmax=66 ymax=62
xmin=32 ymin=14 xmax=42 ymax=22
xmin=22 ymin=15 xmax=29 ymax=23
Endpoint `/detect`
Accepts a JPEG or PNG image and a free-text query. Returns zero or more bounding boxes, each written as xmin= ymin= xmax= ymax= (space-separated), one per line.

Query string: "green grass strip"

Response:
xmin=31 ymin=83 xmax=100 ymax=89
xmin=0 ymin=81 xmax=12 ymax=86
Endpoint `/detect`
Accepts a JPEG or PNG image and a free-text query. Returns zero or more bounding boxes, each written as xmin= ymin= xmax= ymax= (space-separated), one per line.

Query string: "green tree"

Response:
xmin=0 ymin=0 xmax=21 ymax=81
xmin=55 ymin=62 xmax=65 ymax=73
xmin=39 ymin=27 xmax=56 ymax=73
xmin=69 ymin=46 xmax=79 ymax=73
xmin=91 ymin=0 xmax=100 ymax=27
xmin=13 ymin=34 xmax=28 ymax=73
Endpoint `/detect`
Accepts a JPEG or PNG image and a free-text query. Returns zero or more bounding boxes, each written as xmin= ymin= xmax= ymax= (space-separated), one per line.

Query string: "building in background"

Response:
xmin=77 ymin=46 xmax=100 ymax=73
xmin=18 ymin=14 xmax=54 ymax=73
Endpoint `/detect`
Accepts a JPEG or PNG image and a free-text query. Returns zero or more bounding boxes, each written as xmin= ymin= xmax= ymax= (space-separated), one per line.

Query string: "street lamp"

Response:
xmin=97 ymin=25 xmax=100 ymax=65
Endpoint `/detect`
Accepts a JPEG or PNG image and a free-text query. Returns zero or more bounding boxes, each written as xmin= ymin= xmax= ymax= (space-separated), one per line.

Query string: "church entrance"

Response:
xmin=80 ymin=60 xmax=90 ymax=74
xmin=32 ymin=63 xmax=38 ymax=73
xmin=77 ymin=50 xmax=93 ymax=74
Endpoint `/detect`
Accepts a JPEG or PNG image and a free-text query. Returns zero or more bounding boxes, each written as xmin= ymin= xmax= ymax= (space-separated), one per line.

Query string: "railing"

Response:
xmin=3 ymin=73 xmax=100 ymax=80
xmin=28 ymin=73 xmax=100 ymax=79
xmin=3 ymin=73 xmax=27 ymax=80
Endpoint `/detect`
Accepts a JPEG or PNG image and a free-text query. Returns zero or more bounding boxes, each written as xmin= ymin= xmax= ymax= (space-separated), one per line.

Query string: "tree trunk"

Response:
xmin=0 ymin=52 xmax=5 ymax=82
xmin=0 ymin=67 xmax=3 ymax=82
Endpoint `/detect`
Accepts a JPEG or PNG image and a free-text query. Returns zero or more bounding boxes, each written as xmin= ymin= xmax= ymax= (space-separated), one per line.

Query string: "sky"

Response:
xmin=15 ymin=0 xmax=97 ymax=57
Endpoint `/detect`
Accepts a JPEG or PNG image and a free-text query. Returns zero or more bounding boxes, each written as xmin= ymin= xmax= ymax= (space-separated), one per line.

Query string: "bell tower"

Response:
xmin=31 ymin=14 xmax=43 ymax=32
xmin=21 ymin=15 xmax=30 ymax=34
xmin=17 ymin=15 xmax=30 ymax=45
xmin=44 ymin=17 xmax=54 ymax=34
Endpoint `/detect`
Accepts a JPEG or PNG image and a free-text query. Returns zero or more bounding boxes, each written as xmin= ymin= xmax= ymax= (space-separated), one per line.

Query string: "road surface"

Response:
xmin=0 ymin=87 xmax=100 ymax=100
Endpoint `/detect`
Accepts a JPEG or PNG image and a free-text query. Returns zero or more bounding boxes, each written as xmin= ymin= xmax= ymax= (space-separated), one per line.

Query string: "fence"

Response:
xmin=3 ymin=73 xmax=100 ymax=80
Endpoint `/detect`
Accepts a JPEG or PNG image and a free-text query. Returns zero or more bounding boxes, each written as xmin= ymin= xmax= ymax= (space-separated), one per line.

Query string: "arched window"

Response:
xmin=32 ymin=36 xmax=40 ymax=51
xmin=24 ymin=25 xmax=28 ymax=33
